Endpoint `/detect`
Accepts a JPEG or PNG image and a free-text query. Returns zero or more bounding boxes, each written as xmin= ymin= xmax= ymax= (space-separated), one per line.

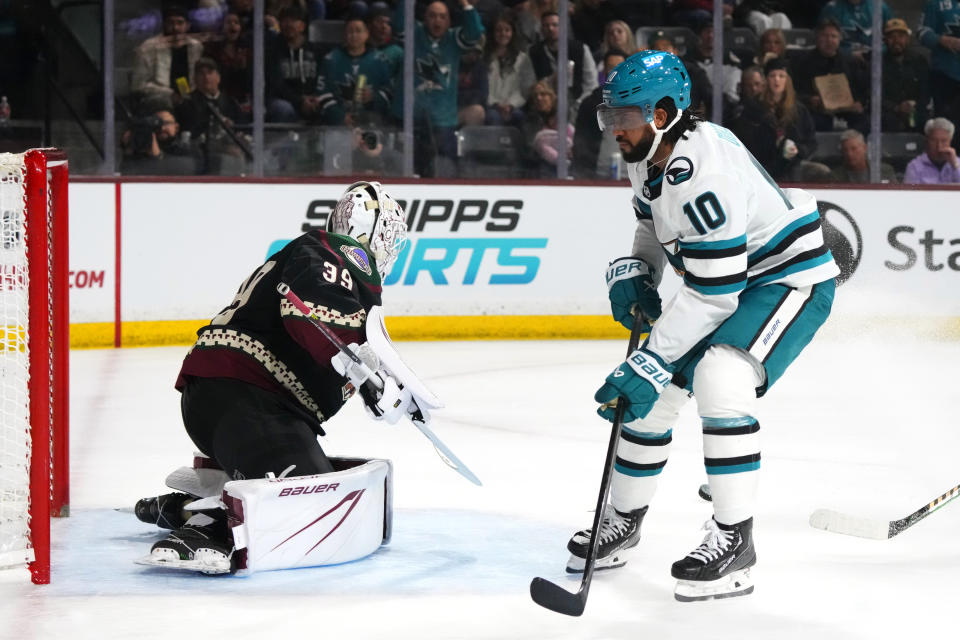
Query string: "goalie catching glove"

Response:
xmin=605 ymin=257 xmax=662 ymax=330
xmin=331 ymin=342 xmax=422 ymax=425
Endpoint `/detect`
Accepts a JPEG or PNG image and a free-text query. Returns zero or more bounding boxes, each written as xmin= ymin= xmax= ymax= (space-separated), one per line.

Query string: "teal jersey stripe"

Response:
xmin=680 ymin=234 xmax=748 ymax=252
xmin=622 ymin=426 xmax=673 ymax=441
xmin=748 ymin=251 xmax=835 ymax=288
xmin=705 ymin=461 xmax=761 ymax=475
xmin=748 ymin=210 xmax=820 ymax=265
xmin=615 ymin=462 xmax=665 ymax=477
xmin=702 ymin=416 xmax=757 ymax=428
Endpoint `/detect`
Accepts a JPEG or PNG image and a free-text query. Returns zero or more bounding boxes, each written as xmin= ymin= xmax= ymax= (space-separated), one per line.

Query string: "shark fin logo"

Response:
xmin=665 ymin=156 xmax=694 ymax=185
xmin=818 ymin=201 xmax=862 ymax=287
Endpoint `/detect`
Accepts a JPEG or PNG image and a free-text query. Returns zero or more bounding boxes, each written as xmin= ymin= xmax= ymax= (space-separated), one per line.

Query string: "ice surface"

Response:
xmin=1 ymin=336 xmax=958 ymax=640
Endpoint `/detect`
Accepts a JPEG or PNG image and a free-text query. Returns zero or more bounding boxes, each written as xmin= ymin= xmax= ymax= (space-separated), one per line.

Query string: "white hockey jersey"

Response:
xmin=626 ymin=121 xmax=839 ymax=364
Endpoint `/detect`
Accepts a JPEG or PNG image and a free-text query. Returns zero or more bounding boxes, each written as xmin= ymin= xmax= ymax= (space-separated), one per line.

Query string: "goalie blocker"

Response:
xmin=138 ymin=456 xmax=393 ymax=574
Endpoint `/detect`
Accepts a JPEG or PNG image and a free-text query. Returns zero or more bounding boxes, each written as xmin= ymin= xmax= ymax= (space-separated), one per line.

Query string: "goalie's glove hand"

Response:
xmin=358 ymin=374 xmax=412 ymax=425
xmin=331 ymin=342 xmax=380 ymax=388
xmin=594 ymin=348 xmax=672 ymax=423
xmin=605 ymin=257 xmax=661 ymax=331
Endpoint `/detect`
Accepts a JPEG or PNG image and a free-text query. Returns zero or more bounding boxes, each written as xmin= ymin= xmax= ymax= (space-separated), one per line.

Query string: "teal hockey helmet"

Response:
xmin=600 ymin=50 xmax=691 ymax=123
xmin=598 ymin=50 xmax=692 ymax=161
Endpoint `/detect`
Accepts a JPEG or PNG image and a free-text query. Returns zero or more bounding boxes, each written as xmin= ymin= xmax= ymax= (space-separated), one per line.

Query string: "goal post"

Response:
xmin=0 ymin=148 xmax=70 ymax=585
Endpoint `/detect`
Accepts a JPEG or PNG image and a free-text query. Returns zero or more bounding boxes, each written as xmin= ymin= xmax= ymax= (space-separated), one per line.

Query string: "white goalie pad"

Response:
xmin=365 ymin=305 xmax=444 ymax=422
xmin=223 ymin=458 xmax=393 ymax=574
xmin=164 ymin=453 xmax=232 ymax=499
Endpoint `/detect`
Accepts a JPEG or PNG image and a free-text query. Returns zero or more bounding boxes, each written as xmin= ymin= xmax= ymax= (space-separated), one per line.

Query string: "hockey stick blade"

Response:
xmin=530 ymin=312 xmax=646 ymax=616
xmin=810 ymin=483 xmax=960 ymax=539
xmin=529 ymin=577 xmax=586 ymax=617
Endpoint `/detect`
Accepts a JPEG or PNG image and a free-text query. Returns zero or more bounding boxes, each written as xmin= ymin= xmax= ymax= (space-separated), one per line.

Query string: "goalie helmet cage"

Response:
xmin=0 ymin=148 xmax=70 ymax=585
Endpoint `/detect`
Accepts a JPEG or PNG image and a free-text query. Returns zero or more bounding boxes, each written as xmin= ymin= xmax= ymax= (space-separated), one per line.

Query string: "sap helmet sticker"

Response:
xmin=665 ymin=156 xmax=694 ymax=185
xmin=340 ymin=244 xmax=373 ymax=276
xmin=642 ymin=53 xmax=665 ymax=68
xmin=607 ymin=70 xmax=618 ymax=82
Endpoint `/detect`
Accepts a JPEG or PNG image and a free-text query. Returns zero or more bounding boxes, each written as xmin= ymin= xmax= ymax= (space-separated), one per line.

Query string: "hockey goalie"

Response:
xmin=133 ymin=181 xmax=435 ymax=575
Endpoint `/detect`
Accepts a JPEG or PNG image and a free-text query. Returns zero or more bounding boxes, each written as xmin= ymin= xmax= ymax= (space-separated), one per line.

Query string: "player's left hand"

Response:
xmin=605 ymin=257 xmax=661 ymax=330
xmin=595 ymin=348 xmax=672 ymax=423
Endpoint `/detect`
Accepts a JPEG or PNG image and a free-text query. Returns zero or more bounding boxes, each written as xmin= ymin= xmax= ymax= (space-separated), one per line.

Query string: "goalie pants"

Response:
xmin=611 ymin=279 xmax=836 ymax=524
xmin=180 ymin=376 xmax=335 ymax=481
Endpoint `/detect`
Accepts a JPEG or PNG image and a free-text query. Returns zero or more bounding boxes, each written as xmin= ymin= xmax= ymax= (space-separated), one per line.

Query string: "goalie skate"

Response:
xmin=565 ymin=505 xmax=647 ymax=573
xmin=671 ymin=517 xmax=756 ymax=602
xmin=135 ymin=515 xmax=235 ymax=575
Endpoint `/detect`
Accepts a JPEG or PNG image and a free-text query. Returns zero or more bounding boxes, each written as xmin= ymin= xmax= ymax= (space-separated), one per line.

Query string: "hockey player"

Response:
xmin=134 ymin=181 xmax=413 ymax=574
xmin=565 ymin=51 xmax=839 ymax=601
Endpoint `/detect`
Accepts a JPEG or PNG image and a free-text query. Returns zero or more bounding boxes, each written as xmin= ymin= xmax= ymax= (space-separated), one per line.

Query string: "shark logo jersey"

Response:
xmin=625 ymin=121 xmax=840 ymax=364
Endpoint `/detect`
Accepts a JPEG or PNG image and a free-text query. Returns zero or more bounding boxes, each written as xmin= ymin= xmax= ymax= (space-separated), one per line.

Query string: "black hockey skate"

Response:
xmin=136 ymin=514 xmax=235 ymax=575
xmin=671 ymin=517 xmax=756 ymax=602
xmin=566 ymin=505 xmax=647 ymax=573
xmin=134 ymin=492 xmax=194 ymax=530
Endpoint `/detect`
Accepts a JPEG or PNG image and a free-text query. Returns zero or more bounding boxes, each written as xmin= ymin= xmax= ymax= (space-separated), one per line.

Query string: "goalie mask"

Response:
xmin=327 ymin=181 xmax=408 ymax=277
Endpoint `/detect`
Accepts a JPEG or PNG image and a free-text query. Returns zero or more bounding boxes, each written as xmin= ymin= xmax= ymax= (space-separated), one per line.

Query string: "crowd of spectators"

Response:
xmin=114 ymin=0 xmax=960 ymax=183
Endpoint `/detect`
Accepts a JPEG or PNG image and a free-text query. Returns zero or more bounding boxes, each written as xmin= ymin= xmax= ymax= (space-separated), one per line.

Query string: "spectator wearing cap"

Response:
xmin=176 ymin=57 xmax=250 ymax=174
xmin=731 ymin=57 xmax=830 ymax=182
xmin=792 ymin=19 xmax=870 ymax=133
xmin=818 ymin=0 xmax=892 ymax=56
xmin=132 ymin=5 xmax=204 ymax=111
xmin=830 ymin=129 xmax=897 ymax=183
xmin=904 ymin=117 xmax=960 ymax=184
xmin=917 ymin=0 xmax=960 ymax=144
xmin=881 ymin=18 xmax=930 ymax=134
xmin=266 ymin=6 xmax=336 ymax=122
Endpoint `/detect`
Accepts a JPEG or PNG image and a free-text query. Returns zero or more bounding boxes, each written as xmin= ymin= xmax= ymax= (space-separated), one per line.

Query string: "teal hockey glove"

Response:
xmin=605 ymin=257 xmax=662 ymax=330
xmin=595 ymin=348 xmax=672 ymax=423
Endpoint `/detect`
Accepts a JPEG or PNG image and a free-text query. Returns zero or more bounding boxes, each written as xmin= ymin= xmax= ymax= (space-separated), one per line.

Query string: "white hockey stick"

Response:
xmin=276 ymin=282 xmax=482 ymax=486
xmin=809 ymin=483 xmax=960 ymax=539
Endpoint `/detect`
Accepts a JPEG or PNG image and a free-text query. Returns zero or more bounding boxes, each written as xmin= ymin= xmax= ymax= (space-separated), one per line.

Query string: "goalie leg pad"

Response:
xmin=224 ymin=458 xmax=393 ymax=574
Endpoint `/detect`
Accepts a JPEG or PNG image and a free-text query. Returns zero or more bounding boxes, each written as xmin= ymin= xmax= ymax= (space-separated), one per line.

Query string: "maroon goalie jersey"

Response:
xmin=176 ymin=230 xmax=383 ymax=433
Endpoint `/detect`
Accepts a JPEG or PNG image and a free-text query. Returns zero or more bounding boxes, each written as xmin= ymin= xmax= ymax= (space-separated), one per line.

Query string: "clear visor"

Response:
xmin=596 ymin=105 xmax=650 ymax=132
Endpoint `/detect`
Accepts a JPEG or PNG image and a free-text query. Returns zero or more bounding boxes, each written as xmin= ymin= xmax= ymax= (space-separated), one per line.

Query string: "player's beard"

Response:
xmin=618 ymin=132 xmax=654 ymax=163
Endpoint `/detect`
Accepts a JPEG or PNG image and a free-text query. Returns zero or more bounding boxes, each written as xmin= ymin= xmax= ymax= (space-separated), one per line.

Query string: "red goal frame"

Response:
xmin=23 ymin=148 xmax=70 ymax=584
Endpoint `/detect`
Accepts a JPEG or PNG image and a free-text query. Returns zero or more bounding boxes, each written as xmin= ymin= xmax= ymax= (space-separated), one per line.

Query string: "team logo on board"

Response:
xmin=665 ymin=156 xmax=694 ymax=185
xmin=341 ymin=245 xmax=373 ymax=276
xmin=817 ymin=201 xmax=862 ymax=286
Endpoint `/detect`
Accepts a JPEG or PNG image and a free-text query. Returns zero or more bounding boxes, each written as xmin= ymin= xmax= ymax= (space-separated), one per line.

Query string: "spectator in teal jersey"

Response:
xmin=818 ymin=0 xmax=892 ymax=56
xmin=319 ymin=17 xmax=394 ymax=126
xmin=393 ymin=0 xmax=485 ymax=177
xmin=917 ymin=0 xmax=960 ymax=145
xmin=368 ymin=5 xmax=402 ymax=75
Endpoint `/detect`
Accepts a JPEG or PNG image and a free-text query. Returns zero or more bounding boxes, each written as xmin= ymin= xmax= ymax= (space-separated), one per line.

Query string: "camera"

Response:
xmin=360 ymin=129 xmax=380 ymax=150
xmin=129 ymin=115 xmax=163 ymax=154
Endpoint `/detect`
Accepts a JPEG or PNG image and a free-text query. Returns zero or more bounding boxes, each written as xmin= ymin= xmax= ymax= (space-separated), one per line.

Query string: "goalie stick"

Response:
xmin=809 ymin=483 xmax=960 ymax=540
xmin=529 ymin=312 xmax=647 ymax=617
xmin=276 ymin=282 xmax=481 ymax=486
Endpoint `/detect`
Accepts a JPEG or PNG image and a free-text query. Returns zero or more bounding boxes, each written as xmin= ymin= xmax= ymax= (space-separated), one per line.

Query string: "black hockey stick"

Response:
xmin=809 ymin=483 xmax=960 ymax=539
xmin=530 ymin=312 xmax=647 ymax=616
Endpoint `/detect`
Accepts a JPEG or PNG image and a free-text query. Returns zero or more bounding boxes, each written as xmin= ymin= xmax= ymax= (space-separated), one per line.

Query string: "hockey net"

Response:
xmin=0 ymin=149 xmax=69 ymax=585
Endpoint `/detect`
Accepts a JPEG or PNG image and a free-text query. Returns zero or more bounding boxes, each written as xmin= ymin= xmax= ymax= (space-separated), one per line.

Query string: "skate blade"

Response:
xmin=135 ymin=549 xmax=232 ymax=575
xmin=565 ymin=549 xmax=630 ymax=574
xmin=674 ymin=568 xmax=753 ymax=602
